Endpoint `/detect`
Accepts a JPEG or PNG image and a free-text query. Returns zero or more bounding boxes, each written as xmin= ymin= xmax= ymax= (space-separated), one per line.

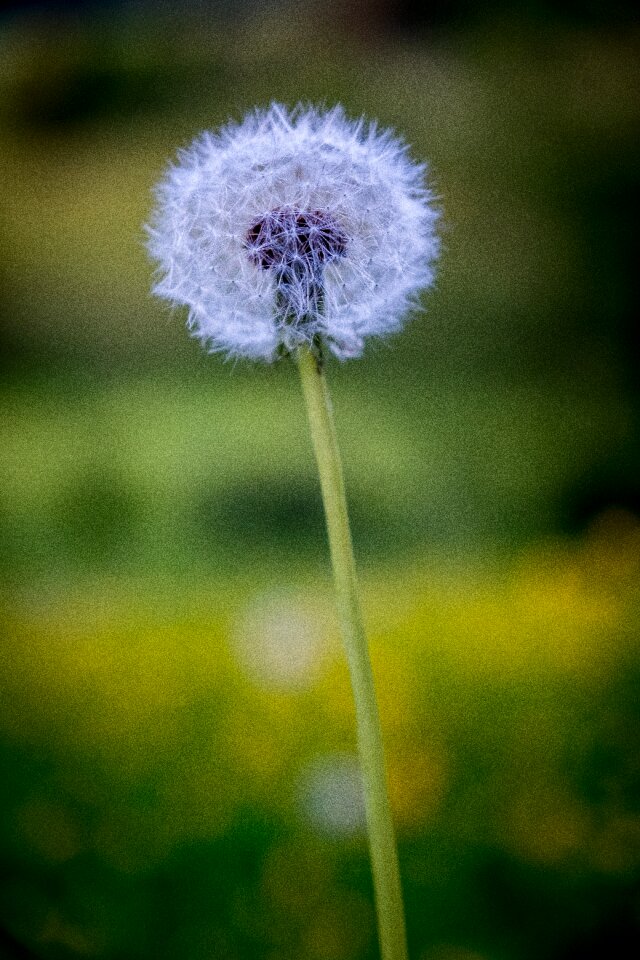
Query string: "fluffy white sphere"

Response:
xmin=147 ymin=103 xmax=440 ymax=361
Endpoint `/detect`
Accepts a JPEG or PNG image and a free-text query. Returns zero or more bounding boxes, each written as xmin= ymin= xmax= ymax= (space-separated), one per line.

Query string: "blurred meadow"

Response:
xmin=1 ymin=1 xmax=639 ymax=958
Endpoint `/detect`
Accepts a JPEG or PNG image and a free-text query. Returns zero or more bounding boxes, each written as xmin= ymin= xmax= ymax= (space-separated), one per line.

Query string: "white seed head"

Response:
xmin=147 ymin=103 xmax=440 ymax=361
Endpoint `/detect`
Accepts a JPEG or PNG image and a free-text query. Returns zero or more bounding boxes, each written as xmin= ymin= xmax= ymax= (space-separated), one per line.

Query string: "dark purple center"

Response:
xmin=246 ymin=207 xmax=347 ymax=272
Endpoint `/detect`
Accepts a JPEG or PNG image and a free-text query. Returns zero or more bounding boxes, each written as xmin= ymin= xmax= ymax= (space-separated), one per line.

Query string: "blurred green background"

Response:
xmin=1 ymin=1 xmax=639 ymax=958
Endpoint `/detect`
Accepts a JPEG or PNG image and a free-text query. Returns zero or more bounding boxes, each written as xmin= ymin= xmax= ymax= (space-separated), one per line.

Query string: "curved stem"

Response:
xmin=296 ymin=345 xmax=408 ymax=960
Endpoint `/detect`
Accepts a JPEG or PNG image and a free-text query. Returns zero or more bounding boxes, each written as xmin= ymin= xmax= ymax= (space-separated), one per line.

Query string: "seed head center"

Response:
xmin=246 ymin=207 xmax=348 ymax=273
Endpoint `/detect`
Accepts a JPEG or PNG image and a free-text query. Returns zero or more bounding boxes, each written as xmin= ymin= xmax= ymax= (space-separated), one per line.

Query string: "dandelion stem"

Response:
xmin=297 ymin=344 xmax=409 ymax=960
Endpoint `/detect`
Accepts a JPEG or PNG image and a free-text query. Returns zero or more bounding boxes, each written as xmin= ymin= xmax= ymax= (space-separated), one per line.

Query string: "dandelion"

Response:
xmin=147 ymin=103 xmax=439 ymax=361
xmin=147 ymin=103 xmax=440 ymax=960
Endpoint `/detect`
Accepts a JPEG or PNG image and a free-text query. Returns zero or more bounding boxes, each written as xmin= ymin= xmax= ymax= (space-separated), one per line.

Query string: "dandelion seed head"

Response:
xmin=147 ymin=103 xmax=440 ymax=361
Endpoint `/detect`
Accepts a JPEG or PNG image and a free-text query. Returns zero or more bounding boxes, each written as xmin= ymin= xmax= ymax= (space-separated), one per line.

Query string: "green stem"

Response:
xmin=296 ymin=344 xmax=408 ymax=960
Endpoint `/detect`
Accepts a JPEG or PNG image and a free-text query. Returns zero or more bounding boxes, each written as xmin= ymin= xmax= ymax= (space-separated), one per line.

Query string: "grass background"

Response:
xmin=0 ymin=2 xmax=639 ymax=958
